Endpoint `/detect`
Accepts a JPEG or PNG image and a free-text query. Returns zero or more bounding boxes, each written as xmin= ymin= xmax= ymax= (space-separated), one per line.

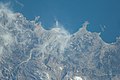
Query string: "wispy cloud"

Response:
xmin=0 ymin=3 xmax=119 ymax=80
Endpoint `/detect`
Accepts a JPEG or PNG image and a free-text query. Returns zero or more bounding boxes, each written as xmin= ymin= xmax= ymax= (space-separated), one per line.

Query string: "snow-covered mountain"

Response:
xmin=0 ymin=4 xmax=120 ymax=80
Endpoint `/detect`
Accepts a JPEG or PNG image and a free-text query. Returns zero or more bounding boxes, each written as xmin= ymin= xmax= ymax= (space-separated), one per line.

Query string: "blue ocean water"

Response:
xmin=1 ymin=0 xmax=120 ymax=43
xmin=0 ymin=1 xmax=120 ymax=80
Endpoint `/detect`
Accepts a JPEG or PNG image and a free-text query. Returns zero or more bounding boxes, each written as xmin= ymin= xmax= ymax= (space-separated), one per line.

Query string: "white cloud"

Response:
xmin=0 ymin=3 xmax=119 ymax=80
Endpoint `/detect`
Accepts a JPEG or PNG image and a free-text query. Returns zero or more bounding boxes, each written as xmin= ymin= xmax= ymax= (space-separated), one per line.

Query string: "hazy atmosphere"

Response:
xmin=0 ymin=0 xmax=120 ymax=80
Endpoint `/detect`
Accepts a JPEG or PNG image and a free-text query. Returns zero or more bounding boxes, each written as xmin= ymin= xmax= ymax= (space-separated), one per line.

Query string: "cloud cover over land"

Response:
xmin=0 ymin=4 xmax=120 ymax=80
